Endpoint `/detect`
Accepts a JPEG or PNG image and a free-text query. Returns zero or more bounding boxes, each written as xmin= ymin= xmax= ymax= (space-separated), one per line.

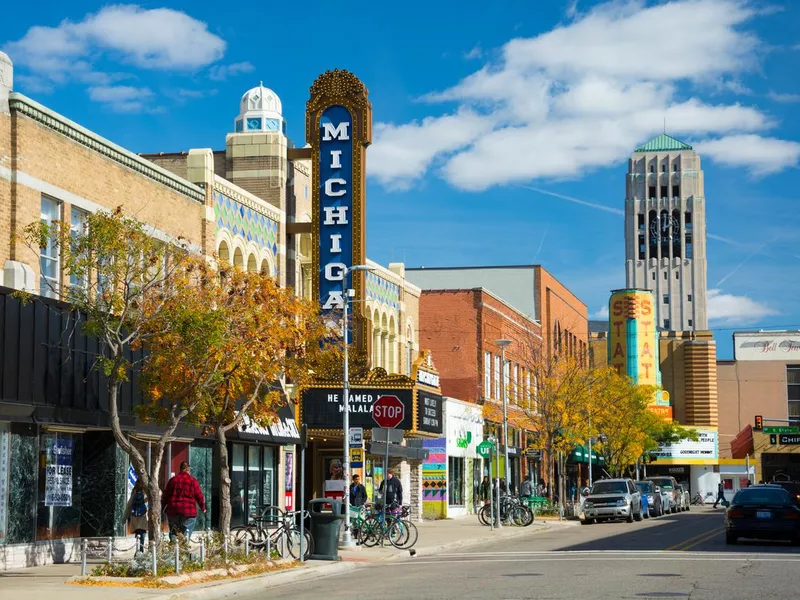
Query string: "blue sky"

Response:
xmin=3 ymin=0 xmax=799 ymax=359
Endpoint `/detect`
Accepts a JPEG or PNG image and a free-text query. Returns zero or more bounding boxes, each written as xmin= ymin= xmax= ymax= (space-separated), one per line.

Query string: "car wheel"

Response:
xmin=726 ymin=532 xmax=738 ymax=545
xmin=634 ymin=508 xmax=643 ymax=522
xmin=581 ymin=518 xmax=594 ymax=525
xmin=644 ymin=509 xmax=650 ymax=519
xmin=672 ymin=505 xmax=678 ymax=514
xmin=626 ymin=507 xmax=635 ymax=523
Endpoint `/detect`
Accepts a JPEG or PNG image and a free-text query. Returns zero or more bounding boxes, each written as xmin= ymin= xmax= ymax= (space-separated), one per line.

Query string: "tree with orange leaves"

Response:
xmin=138 ymin=260 xmax=334 ymax=536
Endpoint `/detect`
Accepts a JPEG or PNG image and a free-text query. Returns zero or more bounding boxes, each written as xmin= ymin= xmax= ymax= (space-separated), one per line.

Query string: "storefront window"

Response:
xmin=37 ymin=432 xmax=82 ymax=541
xmin=448 ymin=457 xmax=464 ymax=506
xmin=262 ymin=447 xmax=275 ymax=511
xmin=231 ymin=444 xmax=246 ymax=527
xmin=247 ymin=446 xmax=261 ymax=521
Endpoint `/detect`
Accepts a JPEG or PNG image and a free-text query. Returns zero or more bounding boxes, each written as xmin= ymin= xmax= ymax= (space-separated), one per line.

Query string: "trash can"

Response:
xmin=308 ymin=498 xmax=345 ymax=561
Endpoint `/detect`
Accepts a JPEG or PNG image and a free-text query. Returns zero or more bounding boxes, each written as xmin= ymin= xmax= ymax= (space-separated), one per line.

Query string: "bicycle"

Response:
xmin=232 ymin=505 xmax=313 ymax=560
xmin=691 ymin=492 xmax=714 ymax=506
xmin=357 ymin=502 xmax=417 ymax=549
xmin=478 ymin=495 xmax=534 ymax=527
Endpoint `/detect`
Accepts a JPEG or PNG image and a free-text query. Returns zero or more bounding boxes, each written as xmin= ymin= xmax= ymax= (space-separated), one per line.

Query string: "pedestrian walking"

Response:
xmin=499 ymin=478 xmax=508 ymax=495
xmin=519 ymin=474 xmax=534 ymax=499
xmin=712 ymin=480 xmax=726 ymax=508
xmin=350 ymin=474 xmax=367 ymax=507
xmin=479 ymin=476 xmax=491 ymax=505
xmin=124 ymin=478 xmax=148 ymax=554
xmin=163 ymin=461 xmax=206 ymax=543
xmin=378 ymin=469 xmax=403 ymax=507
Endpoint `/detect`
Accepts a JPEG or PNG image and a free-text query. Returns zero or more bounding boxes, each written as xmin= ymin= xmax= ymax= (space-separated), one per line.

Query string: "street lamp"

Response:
xmin=495 ymin=339 xmax=512 ymax=495
xmin=341 ymin=264 xmax=374 ymax=548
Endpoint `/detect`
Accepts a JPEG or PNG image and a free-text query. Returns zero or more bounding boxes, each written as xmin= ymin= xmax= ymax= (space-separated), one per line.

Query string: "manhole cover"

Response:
xmin=503 ymin=573 xmax=543 ymax=577
xmin=636 ymin=594 xmax=689 ymax=598
xmin=638 ymin=574 xmax=682 ymax=578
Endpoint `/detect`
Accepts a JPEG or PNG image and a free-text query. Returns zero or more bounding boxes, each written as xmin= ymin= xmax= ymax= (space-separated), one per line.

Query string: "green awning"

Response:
xmin=569 ymin=444 xmax=605 ymax=465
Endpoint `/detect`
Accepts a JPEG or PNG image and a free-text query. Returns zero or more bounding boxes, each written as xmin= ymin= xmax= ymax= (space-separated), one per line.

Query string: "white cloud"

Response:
xmin=707 ymin=288 xmax=779 ymax=324
xmin=88 ymin=85 xmax=156 ymax=113
xmin=464 ymin=45 xmax=483 ymax=60
xmin=209 ymin=61 xmax=255 ymax=81
xmin=4 ymin=6 xmax=226 ymax=91
xmin=695 ymin=135 xmax=800 ymax=175
xmin=566 ymin=0 xmax=579 ymax=19
xmin=369 ymin=0 xmax=795 ymax=189
xmin=768 ymin=91 xmax=800 ymax=103
xmin=589 ymin=305 xmax=609 ymax=320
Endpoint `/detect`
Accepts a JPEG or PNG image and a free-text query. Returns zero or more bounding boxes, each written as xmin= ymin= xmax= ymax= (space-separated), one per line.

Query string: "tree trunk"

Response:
xmin=217 ymin=428 xmax=232 ymax=536
xmin=148 ymin=447 xmax=165 ymax=544
xmin=547 ymin=441 xmax=555 ymax=503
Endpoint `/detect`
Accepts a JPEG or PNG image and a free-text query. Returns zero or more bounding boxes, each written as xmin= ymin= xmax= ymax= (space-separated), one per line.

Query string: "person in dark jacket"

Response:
xmin=479 ymin=476 xmax=491 ymax=505
xmin=379 ymin=469 xmax=403 ymax=507
xmin=163 ymin=462 xmax=206 ymax=543
xmin=350 ymin=474 xmax=367 ymax=507
xmin=713 ymin=480 xmax=726 ymax=508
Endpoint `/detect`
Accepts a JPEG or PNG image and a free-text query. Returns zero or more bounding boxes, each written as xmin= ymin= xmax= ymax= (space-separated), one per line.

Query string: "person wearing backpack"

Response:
xmin=125 ymin=478 xmax=149 ymax=554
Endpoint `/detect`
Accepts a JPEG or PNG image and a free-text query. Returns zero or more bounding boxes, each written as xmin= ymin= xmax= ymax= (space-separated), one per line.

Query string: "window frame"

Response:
xmin=40 ymin=196 xmax=61 ymax=298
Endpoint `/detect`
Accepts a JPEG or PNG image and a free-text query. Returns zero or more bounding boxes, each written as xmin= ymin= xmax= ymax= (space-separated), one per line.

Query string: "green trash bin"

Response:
xmin=309 ymin=498 xmax=345 ymax=561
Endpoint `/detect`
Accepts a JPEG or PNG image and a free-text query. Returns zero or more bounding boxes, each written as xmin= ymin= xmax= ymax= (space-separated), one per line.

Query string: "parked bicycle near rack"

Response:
xmin=478 ymin=494 xmax=534 ymax=527
xmin=231 ymin=504 xmax=313 ymax=560
xmin=691 ymin=491 xmax=715 ymax=506
xmin=355 ymin=502 xmax=418 ymax=549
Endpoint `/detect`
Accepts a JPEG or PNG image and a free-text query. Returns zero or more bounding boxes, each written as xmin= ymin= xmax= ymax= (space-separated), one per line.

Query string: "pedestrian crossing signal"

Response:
xmin=754 ymin=415 xmax=763 ymax=431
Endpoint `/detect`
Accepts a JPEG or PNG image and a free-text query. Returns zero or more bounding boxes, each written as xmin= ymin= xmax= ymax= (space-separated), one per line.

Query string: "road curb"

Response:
xmin=142 ymin=521 xmax=568 ymax=599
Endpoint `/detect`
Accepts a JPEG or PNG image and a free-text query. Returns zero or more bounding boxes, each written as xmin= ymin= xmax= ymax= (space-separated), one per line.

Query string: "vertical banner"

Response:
xmin=0 ymin=423 xmax=9 ymax=544
xmin=44 ymin=436 xmax=73 ymax=507
xmin=284 ymin=451 xmax=294 ymax=511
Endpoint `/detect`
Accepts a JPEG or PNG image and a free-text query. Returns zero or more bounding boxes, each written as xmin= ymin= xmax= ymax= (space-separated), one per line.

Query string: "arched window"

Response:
xmin=406 ymin=324 xmax=414 ymax=375
xmin=218 ymin=240 xmax=230 ymax=264
xmin=247 ymin=254 xmax=257 ymax=273
xmin=260 ymin=259 xmax=269 ymax=276
xmin=233 ymin=247 xmax=244 ymax=270
xmin=648 ymin=210 xmax=658 ymax=259
xmin=381 ymin=313 xmax=389 ymax=371
xmin=660 ymin=209 xmax=670 ymax=258
xmin=372 ymin=309 xmax=381 ymax=368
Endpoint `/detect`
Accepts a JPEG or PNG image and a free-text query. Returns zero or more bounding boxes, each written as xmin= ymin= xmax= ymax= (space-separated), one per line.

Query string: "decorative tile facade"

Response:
xmin=421 ymin=438 xmax=446 ymax=519
xmin=366 ymin=271 xmax=400 ymax=311
xmin=213 ymin=190 xmax=279 ymax=277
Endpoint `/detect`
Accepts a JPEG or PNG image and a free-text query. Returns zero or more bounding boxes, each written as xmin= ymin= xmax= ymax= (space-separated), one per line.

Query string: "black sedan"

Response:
xmin=725 ymin=486 xmax=800 ymax=545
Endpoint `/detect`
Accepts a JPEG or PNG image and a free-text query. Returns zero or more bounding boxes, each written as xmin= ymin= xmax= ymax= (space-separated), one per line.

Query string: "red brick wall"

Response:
xmin=535 ymin=266 xmax=588 ymax=362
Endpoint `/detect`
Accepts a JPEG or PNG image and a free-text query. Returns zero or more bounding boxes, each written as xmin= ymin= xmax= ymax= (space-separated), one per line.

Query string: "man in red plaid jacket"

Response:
xmin=163 ymin=461 xmax=206 ymax=542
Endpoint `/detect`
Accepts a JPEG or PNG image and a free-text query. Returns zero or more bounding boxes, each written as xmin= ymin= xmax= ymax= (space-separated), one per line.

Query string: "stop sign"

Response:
xmin=372 ymin=395 xmax=405 ymax=429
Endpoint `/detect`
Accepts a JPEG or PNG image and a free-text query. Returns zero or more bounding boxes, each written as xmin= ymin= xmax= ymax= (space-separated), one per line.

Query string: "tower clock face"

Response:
xmin=649 ymin=214 xmax=680 ymax=242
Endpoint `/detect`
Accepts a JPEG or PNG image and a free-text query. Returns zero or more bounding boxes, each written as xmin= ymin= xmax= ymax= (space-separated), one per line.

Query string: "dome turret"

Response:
xmin=234 ymin=82 xmax=284 ymax=134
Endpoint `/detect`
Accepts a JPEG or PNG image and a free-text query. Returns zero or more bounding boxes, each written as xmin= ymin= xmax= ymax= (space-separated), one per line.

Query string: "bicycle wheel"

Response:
xmin=285 ymin=526 xmax=314 ymax=560
xmin=231 ymin=525 xmax=256 ymax=549
xmin=385 ymin=516 xmax=408 ymax=548
xmin=392 ymin=519 xmax=418 ymax=549
xmin=478 ymin=504 xmax=492 ymax=526
xmin=359 ymin=515 xmax=381 ymax=547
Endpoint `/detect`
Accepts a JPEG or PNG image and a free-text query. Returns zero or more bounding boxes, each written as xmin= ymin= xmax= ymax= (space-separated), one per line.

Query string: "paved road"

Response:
xmin=246 ymin=508 xmax=800 ymax=600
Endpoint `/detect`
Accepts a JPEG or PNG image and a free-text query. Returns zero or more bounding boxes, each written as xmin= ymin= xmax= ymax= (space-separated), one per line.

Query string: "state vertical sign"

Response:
xmin=307 ymin=69 xmax=372 ymax=349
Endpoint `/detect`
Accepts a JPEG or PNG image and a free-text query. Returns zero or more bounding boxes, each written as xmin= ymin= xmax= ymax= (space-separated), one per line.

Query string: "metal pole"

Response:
xmin=341 ymin=272 xmax=354 ymax=547
xmin=107 ymin=536 xmax=113 ymax=563
xmin=746 ymin=454 xmax=751 ymax=485
xmin=174 ymin=542 xmax=180 ymax=574
xmin=501 ymin=346 xmax=510 ymax=493
xmin=495 ymin=437 xmax=502 ymax=528
xmin=200 ymin=537 xmax=205 ymax=566
xmin=588 ymin=413 xmax=593 ymax=488
xmin=81 ymin=538 xmax=87 ymax=576
xmin=300 ymin=441 xmax=305 ymax=562
xmin=488 ymin=452 xmax=494 ymax=531
xmin=151 ymin=541 xmax=157 ymax=577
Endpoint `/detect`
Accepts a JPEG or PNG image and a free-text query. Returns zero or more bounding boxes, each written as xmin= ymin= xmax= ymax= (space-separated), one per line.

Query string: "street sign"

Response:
xmin=349 ymin=427 xmax=363 ymax=447
xmin=349 ymin=448 xmax=364 ymax=466
xmin=477 ymin=441 xmax=494 ymax=458
xmin=764 ymin=426 xmax=800 ymax=434
xmin=372 ymin=428 xmax=404 ymax=444
xmin=779 ymin=434 xmax=800 ymax=445
xmin=372 ymin=395 xmax=405 ymax=429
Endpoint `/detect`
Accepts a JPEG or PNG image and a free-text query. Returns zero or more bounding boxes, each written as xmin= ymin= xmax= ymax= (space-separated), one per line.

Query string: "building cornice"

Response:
xmin=8 ymin=92 xmax=205 ymax=203
xmin=212 ymin=176 xmax=284 ymax=222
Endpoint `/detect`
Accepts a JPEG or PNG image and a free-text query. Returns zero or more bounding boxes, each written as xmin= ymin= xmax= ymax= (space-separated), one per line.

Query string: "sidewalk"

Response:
xmin=0 ymin=516 xmax=573 ymax=600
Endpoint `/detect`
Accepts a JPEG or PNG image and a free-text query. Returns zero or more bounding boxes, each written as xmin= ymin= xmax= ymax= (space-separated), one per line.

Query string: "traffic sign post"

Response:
xmin=373 ymin=396 xmax=406 ymax=506
xmin=477 ymin=440 xmax=496 ymax=530
xmin=477 ymin=441 xmax=494 ymax=459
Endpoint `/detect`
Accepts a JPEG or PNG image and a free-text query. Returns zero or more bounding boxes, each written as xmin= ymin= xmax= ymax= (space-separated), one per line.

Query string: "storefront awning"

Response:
xmin=235 ymin=402 xmax=301 ymax=445
xmin=367 ymin=442 xmax=430 ymax=461
xmin=569 ymin=444 xmax=605 ymax=465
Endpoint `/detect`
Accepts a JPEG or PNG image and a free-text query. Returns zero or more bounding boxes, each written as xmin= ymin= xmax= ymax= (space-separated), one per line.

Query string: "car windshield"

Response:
xmin=636 ymin=482 xmax=653 ymax=493
xmin=649 ymin=479 xmax=673 ymax=489
xmin=733 ymin=488 xmax=791 ymax=505
xmin=591 ymin=482 xmax=628 ymax=495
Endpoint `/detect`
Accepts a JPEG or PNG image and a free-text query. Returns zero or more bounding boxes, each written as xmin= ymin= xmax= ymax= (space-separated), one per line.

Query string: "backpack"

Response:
xmin=131 ymin=490 xmax=147 ymax=517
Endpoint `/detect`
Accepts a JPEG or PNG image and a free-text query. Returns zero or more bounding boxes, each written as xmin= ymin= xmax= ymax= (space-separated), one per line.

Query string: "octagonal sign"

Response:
xmin=372 ymin=395 xmax=405 ymax=429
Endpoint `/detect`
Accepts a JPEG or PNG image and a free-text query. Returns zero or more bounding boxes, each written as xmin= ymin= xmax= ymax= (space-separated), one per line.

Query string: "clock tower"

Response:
xmin=624 ymin=134 xmax=708 ymax=331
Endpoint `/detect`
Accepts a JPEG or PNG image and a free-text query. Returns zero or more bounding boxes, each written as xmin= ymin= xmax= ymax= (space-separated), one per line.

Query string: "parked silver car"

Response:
xmin=582 ymin=478 xmax=643 ymax=524
xmin=646 ymin=476 xmax=680 ymax=514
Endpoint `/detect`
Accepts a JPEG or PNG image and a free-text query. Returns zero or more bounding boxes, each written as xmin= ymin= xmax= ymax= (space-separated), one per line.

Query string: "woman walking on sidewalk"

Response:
xmin=125 ymin=478 xmax=149 ymax=554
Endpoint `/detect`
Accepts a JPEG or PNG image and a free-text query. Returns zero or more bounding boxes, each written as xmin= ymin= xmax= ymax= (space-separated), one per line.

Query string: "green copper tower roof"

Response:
xmin=634 ymin=133 xmax=692 ymax=153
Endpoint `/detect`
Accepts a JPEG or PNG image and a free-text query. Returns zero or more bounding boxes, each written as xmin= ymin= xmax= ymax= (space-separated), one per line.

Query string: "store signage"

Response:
xmin=302 ymin=387 xmax=414 ymax=429
xmin=417 ymin=369 xmax=440 ymax=389
xmin=238 ymin=407 xmax=301 ymax=444
xmin=650 ymin=427 xmax=718 ymax=460
xmin=764 ymin=426 xmax=800 ymax=434
xmin=778 ymin=434 xmax=800 ymax=445
xmin=457 ymin=431 xmax=473 ymax=449
xmin=44 ymin=437 xmax=73 ymax=507
xmin=735 ymin=333 xmax=800 ymax=361
xmin=417 ymin=391 xmax=443 ymax=434
xmin=350 ymin=448 xmax=364 ymax=466
xmin=318 ymin=106 xmax=354 ymax=312
xmin=373 ymin=395 xmax=405 ymax=429
xmin=477 ymin=441 xmax=494 ymax=458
